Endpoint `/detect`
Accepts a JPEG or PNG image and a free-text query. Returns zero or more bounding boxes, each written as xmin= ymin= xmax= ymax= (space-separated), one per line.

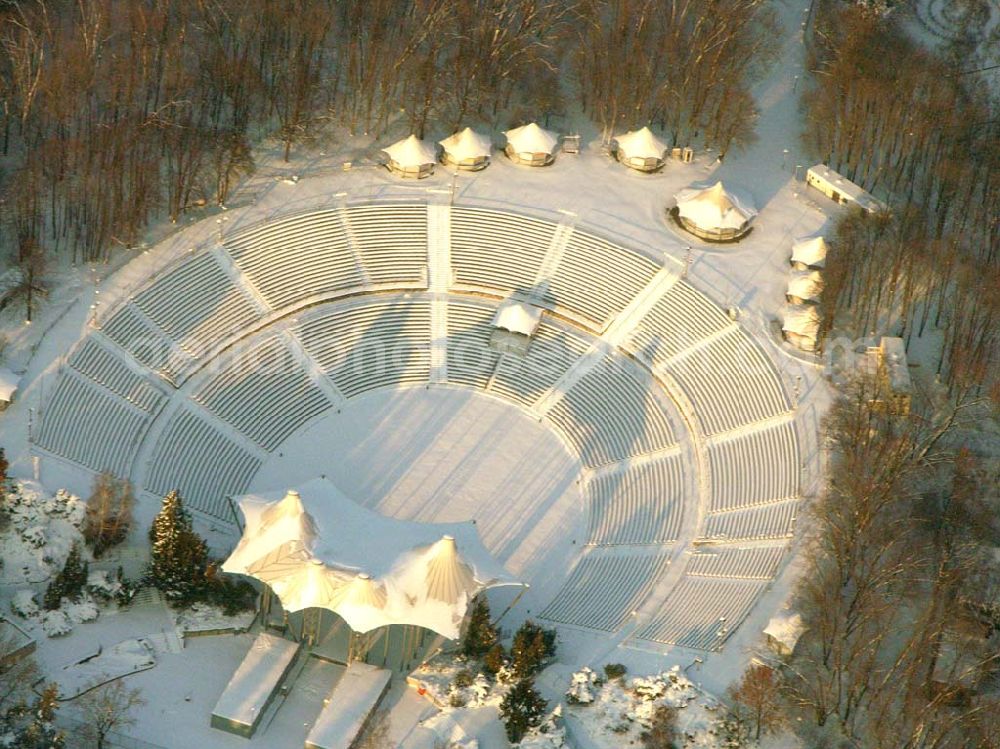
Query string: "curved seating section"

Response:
xmin=663 ymin=328 xmax=790 ymax=436
xmin=346 ymin=204 xmax=427 ymax=285
xmin=445 ymin=301 xmax=502 ymax=390
xmin=193 ymin=334 xmax=333 ymax=451
xmin=546 ymin=353 xmax=677 ymax=467
xmin=489 ymin=323 xmax=590 ymax=407
xmin=450 ymin=207 xmax=553 ymax=296
xmin=36 ymin=370 xmax=151 ymax=477
xmin=627 ymin=280 xmax=733 ymax=365
xmin=700 ymin=498 xmax=800 ymax=542
xmin=586 ymin=455 xmax=685 ymax=545
xmin=145 ymin=409 xmax=262 ymax=520
xmin=539 ymin=550 xmax=670 ymax=632
xmin=683 ymin=545 xmax=785 ymax=580
xmin=544 ymin=229 xmax=659 ymax=327
xmin=707 ymin=422 xmax=800 ymax=512
xmin=225 ymin=209 xmax=363 ymax=309
xmin=295 ymin=299 xmax=432 ymax=397
xmin=68 ymin=338 xmax=165 ymax=413
xmin=101 ymin=302 xmax=194 ymax=385
xmin=635 ymin=575 xmax=767 ymax=651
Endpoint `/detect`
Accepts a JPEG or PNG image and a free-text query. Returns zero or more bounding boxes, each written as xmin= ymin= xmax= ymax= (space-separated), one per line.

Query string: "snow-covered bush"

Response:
xmin=516 ymin=706 xmax=565 ymax=748
xmin=41 ymin=609 xmax=72 ymax=637
xmin=20 ymin=525 xmax=46 ymax=548
xmin=566 ymin=667 xmax=598 ymax=705
xmin=64 ymin=594 xmax=99 ymax=624
xmin=87 ymin=570 xmax=123 ymax=601
xmin=10 ymin=589 xmax=39 ymax=619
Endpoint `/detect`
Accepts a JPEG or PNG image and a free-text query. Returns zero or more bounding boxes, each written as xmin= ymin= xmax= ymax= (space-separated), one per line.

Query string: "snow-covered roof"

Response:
xmin=306 ymin=662 xmax=390 ymax=749
xmin=382 ymin=135 xmax=437 ymax=168
xmin=791 ymin=236 xmax=828 ymax=268
xmin=782 ymin=305 xmax=821 ymax=338
xmin=438 ymin=128 xmax=492 ymax=160
xmin=0 ymin=367 xmax=19 ymax=401
xmin=492 ymin=299 xmax=542 ymax=337
xmin=880 ymin=337 xmax=911 ymax=393
xmin=786 ymin=271 xmax=823 ymax=302
xmin=763 ymin=611 xmax=805 ymax=651
xmin=613 ymin=127 xmax=668 ymax=159
xmin=674 ymin=181 xmax=757 ymax=231
xmin=807 ymin=164 xmax=887 ymax=213
xmin=504 ymin=123 xmax=559 ymax=154
xmin=223 ymin=479 xmax=522 ymax=638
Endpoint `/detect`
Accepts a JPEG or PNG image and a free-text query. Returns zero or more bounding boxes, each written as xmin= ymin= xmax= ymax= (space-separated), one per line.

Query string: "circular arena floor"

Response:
xmin=33 ymin=199 xmax=805 ymax=654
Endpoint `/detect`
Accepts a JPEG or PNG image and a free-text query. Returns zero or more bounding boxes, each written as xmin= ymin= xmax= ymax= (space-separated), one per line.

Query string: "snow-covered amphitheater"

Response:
xmin=26 ymin=162 xmax=824 ymax=677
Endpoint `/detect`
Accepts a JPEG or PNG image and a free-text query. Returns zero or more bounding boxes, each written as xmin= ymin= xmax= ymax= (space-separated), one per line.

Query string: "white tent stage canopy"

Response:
xmin=674 ymin=181 xmax=757 ymax=239
xmin=223 ymin=479 xmax=523 ymax=639
xmin=791 ymin=236 xmax=828 ymax=269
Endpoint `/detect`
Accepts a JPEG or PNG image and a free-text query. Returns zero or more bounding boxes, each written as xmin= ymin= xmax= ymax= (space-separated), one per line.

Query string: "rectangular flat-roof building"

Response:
xmin=806 ymin=165 xmax=886 ymax=214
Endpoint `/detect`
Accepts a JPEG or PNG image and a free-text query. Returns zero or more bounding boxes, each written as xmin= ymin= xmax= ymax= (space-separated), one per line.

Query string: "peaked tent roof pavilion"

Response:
xmin=382 ymin=134 xmax=438 ymax=168
xmin=791 ymin=236 xmax=828 ymax=268
xmin=438 ymin=127 xmax=492 ymax=161
xmin=674 ymin=181 xmax=758 ymax=232
xmin=782 ymin=304 xmax=821 ymax=338
xmin=613 ymin=126 xmax=668 ymax=159
xmin=504 ymin=122 xmax=559 ymax=155
xmin=787 ymin=270 xmax=824 ymax=302
xmin=223 ymin=478 xmax=522 ymax=638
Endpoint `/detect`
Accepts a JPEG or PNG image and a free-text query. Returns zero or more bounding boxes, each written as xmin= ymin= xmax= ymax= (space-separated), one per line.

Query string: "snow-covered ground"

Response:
xmin=0 ymin=0 xmax=848 ymax=746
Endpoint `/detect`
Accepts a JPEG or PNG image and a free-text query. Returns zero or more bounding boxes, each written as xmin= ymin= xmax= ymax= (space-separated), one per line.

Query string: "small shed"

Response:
xmin=490 ymin=299 xmax=543 ymax=356
xmin=674 ymin=181 xmax=757 ymax=241
xmin=0 ymin=368 xmax=19 ymax=411
xmin=763 ymin=611 xmax=806 ymax=657
xmin=782 ymin=305 xmax=821 ymax=352
xmin=860 ymin=336 xmax=912 ymax=415
xmin=382 ymin=135 xmax=438 ymax=179
xmin=439 ymin=128 xmax=492 ymax=171
xmin=613 ymin=127 xmax=668 ymax=172
xmin=504 ymin=123 xmax=559 ymax=166
xmin=786 ymin=271 xmax=824 ymax=305
xmin=790 ymin=236 xmax=828 ymax=270
xmin=806 ymin=165 xmax=886 ymax=214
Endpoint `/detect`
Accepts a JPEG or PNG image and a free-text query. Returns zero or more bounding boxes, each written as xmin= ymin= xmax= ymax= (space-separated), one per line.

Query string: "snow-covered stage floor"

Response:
xmin=252 ymin=387 xmax=585 ymax=613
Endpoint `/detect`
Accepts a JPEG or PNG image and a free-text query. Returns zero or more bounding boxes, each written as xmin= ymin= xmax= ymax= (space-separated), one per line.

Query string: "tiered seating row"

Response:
xmin=665 ymin=328 xmax=790 ymax=436
xmin=346 ymin=204 xmax=427 ymax=285
xmin=101 ymin=303 xmax=194 ymax=385
xmin=489 ymin=323 xmax=590 ymax=408
xmin=193 ymin=334 xmax=333 ymax=451
xmin=586 ymin=455 xmax=685 ymax=545
xmin=700 ymin=499 xmax=800 ymax=542
xmin=539 ymin=550 xmax=670 ymax=632
xmin=36 ymin=371 xmax=150 ymax=477
xmin=627 ymin=280 xmax=733 ymax=365
xmin=684 ymin=545 xmax=785 ymax=580
xmin=707 ymin=421 xmax=800 ymax=511
xmin=225 ymin=209 xmax=362 ymax=309
xmin=546 ymin=353 xmax=677 ymax=467
xmin=635 ymin=576 xmax=767 ymax=651
xmin=145 ymin=409 xmax=261 ymax=519
xmin=295 ymin=300 xmax=432 ymax=398
xmin=131 ymin=251 xmax=262 ymax=361
xmin=450 ymin=207 xmax=554 ymax=298
xmin=68 ymin=338 xmax=164 ymax=413
xmin=545 ymin=229 xmax=659 ymax=327
xmin=445 ymin=302 xmax=501 ymax=390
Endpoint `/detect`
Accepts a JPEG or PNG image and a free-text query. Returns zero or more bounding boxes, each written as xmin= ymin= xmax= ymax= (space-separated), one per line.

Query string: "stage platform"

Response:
xmin=211 ymin=632 xmax=301 ymax=738
xmin=305 ymin=662 xmax=391 ymax=749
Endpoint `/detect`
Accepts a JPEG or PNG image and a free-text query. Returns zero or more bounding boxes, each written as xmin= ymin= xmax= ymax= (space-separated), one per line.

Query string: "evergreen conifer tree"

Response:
xmin=510 ymin=620 xmax=556 ymax=679
xmin=147 ymin=490 xmax=208 ymax=604
xmin=461 ymin=596 xmax=498 ymax=658
xmin=43 ymin=543 xmax=88 ymax=610
xmin=499 ymin=677 xmax=547 ymax=743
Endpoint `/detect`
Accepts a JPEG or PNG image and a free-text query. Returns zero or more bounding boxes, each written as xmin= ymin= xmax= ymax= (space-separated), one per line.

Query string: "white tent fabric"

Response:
xmin=223 ymin=479 xmax=522 ymax=638
xmin=439 ymin=128 xmax=492 ymax=161
xmin=382 ymin=135 xmax=437 ymax=168
xmin=674 ymin=182 xmax=757 ymax=232
xmin=787 ymin=271 xmax=824 ymax=302
xmin=504 ymin=123 xmax=559 ymax=155
xmin=791 ymin=236 xmax=828 ymax=268
xmin=782 ymin=305 xmax=821 ymax=338
xmin=493 ymin=300 xmax=542 ymax=337
xmin=613 ymin=127 xmax=668 ymax=160
xmin=0 ymin=367 xmax=18 ymax=402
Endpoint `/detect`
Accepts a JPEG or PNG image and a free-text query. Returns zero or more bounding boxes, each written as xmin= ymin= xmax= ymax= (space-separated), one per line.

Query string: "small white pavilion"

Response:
xmin=382 ymin=135 xmax=438 ymax=179
xmin=786 ymin=271 xmax=824 ymax=305
xmin=613 ymin=127 xmax=669 ymax=172
xmin=790 ymin=236 xmax=828 ymax=270
xmin=504 ymin=122 xmax=559 ymax=166
xmin=0 ymin=367 xmax=19 ymax=411
xmin=782 ymin=305 xmax=822 ymax=352
xmin=674 ymin=181 xmax=757 ymax=241
xmin=439 ymin=127 xmax=492 ymax=171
